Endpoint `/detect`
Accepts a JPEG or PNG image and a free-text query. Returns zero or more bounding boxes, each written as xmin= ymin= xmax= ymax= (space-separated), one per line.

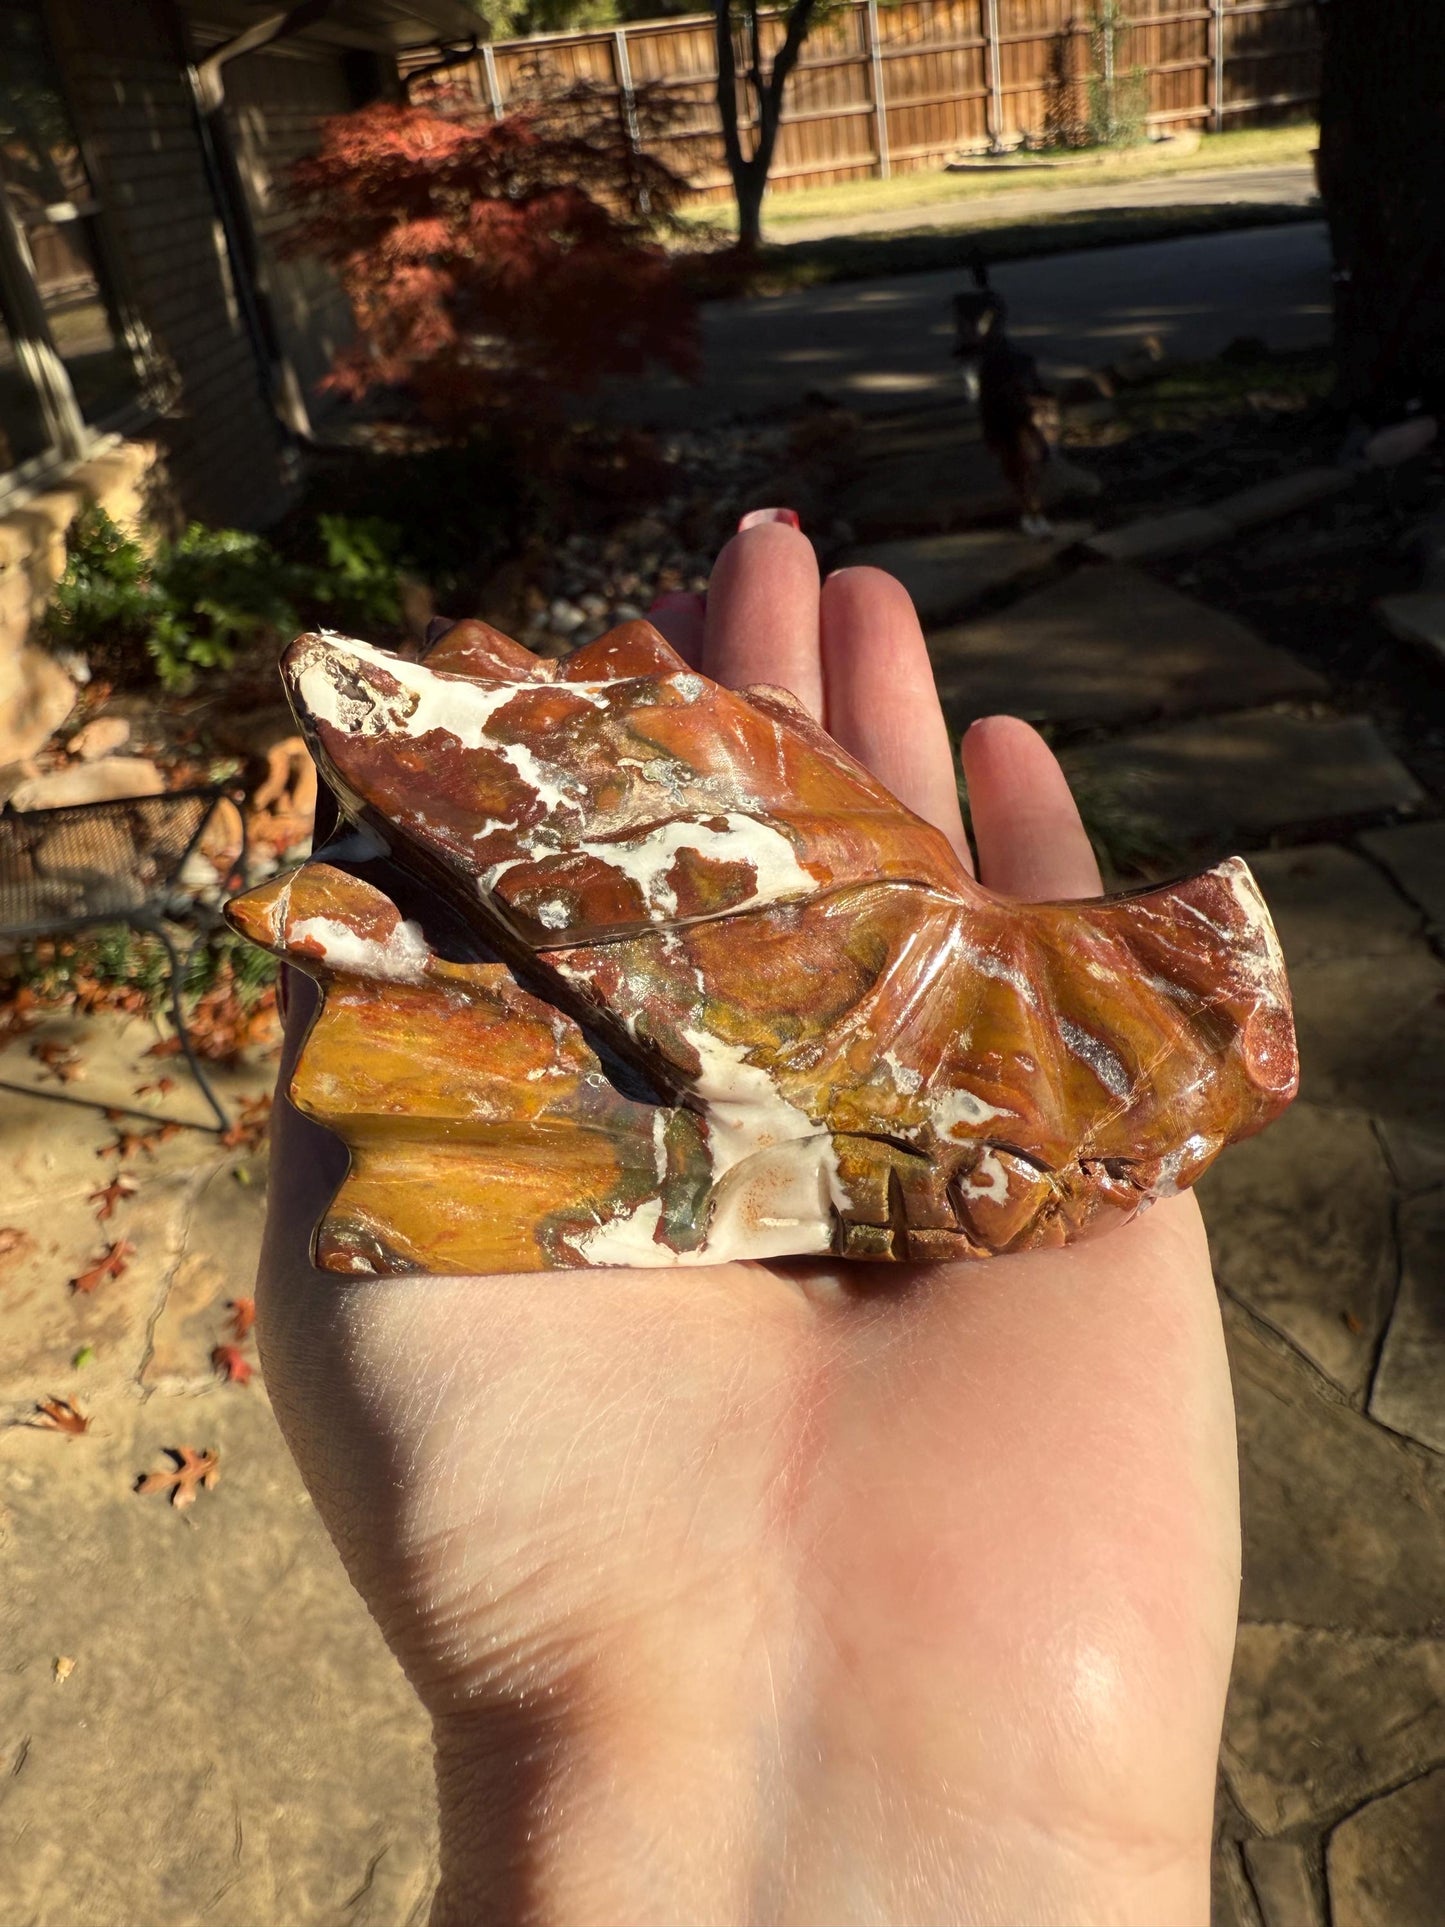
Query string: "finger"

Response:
xmin=819 ymin=566 xmax=972 ymax=870
xmin=703 ymin=522 xmax=823 ymax=715
xmin=647 ymin=591 xmax=706 ymax=666
xmin=961 ymin=715 xmax=1103 ymax=901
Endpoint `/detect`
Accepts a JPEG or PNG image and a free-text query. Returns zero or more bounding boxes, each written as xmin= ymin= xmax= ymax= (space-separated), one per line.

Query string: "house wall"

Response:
xmin=43 ymin=0 xmax=291 ymax=531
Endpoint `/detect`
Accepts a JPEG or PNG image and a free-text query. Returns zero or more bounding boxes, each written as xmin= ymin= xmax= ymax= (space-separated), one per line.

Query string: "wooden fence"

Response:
xmin=407 ymin=0 xmax=1318 ymax=205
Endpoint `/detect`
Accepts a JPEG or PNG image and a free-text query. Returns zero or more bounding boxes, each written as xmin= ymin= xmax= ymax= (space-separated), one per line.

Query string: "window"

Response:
xmin=0 ymin=1 xmax=143 ymax=491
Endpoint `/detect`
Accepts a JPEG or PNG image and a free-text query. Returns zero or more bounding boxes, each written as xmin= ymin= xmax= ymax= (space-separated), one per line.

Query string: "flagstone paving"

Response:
xmin=931 ymin=562 xmax=1328 ymax=729
xmin=3 ymin=406 xmax=1445 ymax=1924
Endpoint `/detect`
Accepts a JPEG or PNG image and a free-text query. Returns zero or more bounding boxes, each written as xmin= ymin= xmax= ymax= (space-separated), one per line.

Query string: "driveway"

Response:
xmin=612 ymin=221 xmax=1333 ymax=427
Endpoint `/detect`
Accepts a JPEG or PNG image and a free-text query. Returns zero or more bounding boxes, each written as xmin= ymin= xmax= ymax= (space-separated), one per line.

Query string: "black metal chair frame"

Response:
xmin=0 ymin=785 xmax=249 ymax=1133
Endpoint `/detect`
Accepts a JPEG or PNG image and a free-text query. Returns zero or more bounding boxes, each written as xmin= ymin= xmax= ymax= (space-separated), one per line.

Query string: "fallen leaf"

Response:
xmin=53 ymin=1656 xmax=76 ymax=1683
xmin=30 ymin=1039 xmax=84 ymax=1084
xmin=136 ymin=1444 xmax=220 ymax=1509
xmin=133 ymin=1075 xmax=176 ymax=1099
xmin=0 ymin=1226 xmax=34 ymax=1263
xmin=98 ymin=1121 xmax=179 ymax=1161
xmin=72 ymin=1345 xmax=96 ymax=1369
xmin=1343 ymin=1310 xmax=1365 ymax=1335
xmin=70 ymin=1238 xmax=135 ymax=1294
xmin=88 ymin=1176 xmax=138 ymax=1222
xmin=211 ymin=1344 xmax=254 ymax=1386
xmin=29 ymin=1396 xmax=90 ymax=1437
xmin=220 ymin=1094 xmax=272 ymax=1152
xmin=226 ymin=1297 xmax=256 ymax=1342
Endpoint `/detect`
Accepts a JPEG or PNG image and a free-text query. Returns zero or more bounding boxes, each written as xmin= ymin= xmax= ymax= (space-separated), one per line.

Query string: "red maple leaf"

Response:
xmin=227 ymin=1297 xmax=256 ymax=1342
xmin=70 ymin=1238 xmax=135 ymax=1294
xmin=211 ymin=1345 xmax=254 ymax=1386
xmin=88 ymin=1176 xmax=138 ymax=1222
xmin=28 ymin=1396 xmax=90 ymax=1437
xmin=136 ymin=1445 xmax=220 ymax=1509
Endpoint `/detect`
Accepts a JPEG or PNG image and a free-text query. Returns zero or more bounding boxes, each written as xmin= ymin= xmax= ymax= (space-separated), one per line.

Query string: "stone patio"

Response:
xmin=3 ymin=402 xmax=1444 ymax=1925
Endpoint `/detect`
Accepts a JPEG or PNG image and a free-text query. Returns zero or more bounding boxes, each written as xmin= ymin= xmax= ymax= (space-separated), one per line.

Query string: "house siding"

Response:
xmin=42 ymin=0 xmax=291 ymax=532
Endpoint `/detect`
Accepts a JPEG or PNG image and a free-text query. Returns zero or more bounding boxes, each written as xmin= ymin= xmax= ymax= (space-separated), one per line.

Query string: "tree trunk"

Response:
xmin=714 ymin=0 xmax=816 ymax=256
xmin=1315 ymin=0 xmax=1445 ymax=415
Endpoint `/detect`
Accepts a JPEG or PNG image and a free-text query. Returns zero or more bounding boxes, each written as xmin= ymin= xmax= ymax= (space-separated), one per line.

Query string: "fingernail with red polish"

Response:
xmin=737 ymin=507 xmax=801 ymax=531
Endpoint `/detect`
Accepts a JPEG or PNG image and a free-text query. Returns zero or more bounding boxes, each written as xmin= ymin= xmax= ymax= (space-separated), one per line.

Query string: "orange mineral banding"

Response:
xmin=226 ymin=620 xmax=1299 ymax=1276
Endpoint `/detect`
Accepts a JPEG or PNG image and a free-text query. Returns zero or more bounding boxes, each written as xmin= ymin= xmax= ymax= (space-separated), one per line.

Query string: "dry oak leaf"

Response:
xmin=28 ymin=1396 xmax=90 ymax=1437
xmin=211 ymin=1344 xmax=253 ymax=1386
xmin=136 ymin=1445 xmax=219 ymax=1509
xmin=226 ymin=1297 xmax=256 ymax=1342
xmin=70 ymin=1238 xmax=135 ymax=1295
xmin=88 ymin=1176 xmax=138 ymax=1222
xmin=98 ymin=1121 xmax=179 ymax=1161
xmin=220 ymin=1094 xmax=272 ymax=1152
xmin=30 ymin=1039 xmax=84 ymax=1084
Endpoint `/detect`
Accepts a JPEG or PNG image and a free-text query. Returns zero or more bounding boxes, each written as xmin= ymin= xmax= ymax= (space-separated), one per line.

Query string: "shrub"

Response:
xmin=40 ymin=505 xmax=406 ymax=690
xmin=1087 ymin=3 xmax=1151 ymax=149
xmin=284 ymin=82 xmax=700 ymax=435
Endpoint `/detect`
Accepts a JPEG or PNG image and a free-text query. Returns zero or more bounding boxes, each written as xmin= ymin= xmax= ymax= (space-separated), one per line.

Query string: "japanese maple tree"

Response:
xmin=286 ymin=82 xmax=700 ymax=434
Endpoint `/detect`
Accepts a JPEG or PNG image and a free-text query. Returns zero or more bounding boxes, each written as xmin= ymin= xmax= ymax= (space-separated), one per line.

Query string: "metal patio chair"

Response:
xmin=0 ymin=786 xmax=248 ymax=1132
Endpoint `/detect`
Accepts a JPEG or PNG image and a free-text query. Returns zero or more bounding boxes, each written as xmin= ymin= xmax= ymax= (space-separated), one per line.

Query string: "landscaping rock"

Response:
xmin=66 ymin=715 xmax=131 ymax=761
xmin=1084 ymin=506 xmax=1233 ymax=562
xmin=1376 ymin=590 xmax=1445 ymax=667
xmin=1201 ymin=1104 xmax=1396 ymax=1398
xmin=1245 ymin=845 xmax=1424 ymax=965
xmin=1214 ymin=467 xmax=1354 ymax=533
xmin=8 ymin=756 xmax=165 ymax=810
xmin=1358 ymin=820 xmax=1445 ymax=929
xmin=1058 ymin=711 xmax=1424 ymax=851
xmin=1369 ymin=1187 xmax=1445 ymax=1455
xmin=1213 ymin=1841 xmax=1266 ymax=1927
xmin=1327 ymin=1766 xmax=1445 ymax=1927
xmin=1225 ymin=1299 xmax=1445 ymax=1636
xmin=843 ymin=524 xmax=1091 ymax=625
xmin=1243 ymin=1840 xmax=1325 ymax=1927
xmin=931 ymin=564 xmax=1324 ymax=730
xmin=0 ymin=645 xmax=76 ymax=767
xmin=1224 ymin=1623 xmax=1445 ymax=1833
xmin=1288 ymin=947 xmax=1445 ymax=1132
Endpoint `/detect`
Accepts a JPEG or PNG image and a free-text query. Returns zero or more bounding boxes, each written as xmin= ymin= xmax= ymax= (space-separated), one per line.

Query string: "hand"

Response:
xmin=257 ymin=523 xmax=1238 ymax=1927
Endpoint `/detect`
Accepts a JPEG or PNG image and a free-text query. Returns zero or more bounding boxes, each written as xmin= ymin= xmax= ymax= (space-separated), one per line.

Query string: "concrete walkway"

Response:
xmin=767 ymin=160 xmax=1317 ymax=245
xmin=612 ymin=222 xmax=1333 ymax=426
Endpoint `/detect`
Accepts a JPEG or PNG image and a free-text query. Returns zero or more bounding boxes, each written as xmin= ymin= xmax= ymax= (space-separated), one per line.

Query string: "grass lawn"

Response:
xmin=690 ymin=197 xmax=1321 ymax=298
xmin=685 ymin=122 xmax=1317 ymax=239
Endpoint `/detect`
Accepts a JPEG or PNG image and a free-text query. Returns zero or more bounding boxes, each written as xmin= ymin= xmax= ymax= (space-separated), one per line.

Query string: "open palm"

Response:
xmin=257 ymin=523 xmax=1238 ymax=1927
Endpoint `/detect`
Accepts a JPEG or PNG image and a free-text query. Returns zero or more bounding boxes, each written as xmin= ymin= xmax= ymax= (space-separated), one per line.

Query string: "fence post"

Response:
xmin=984 ymin=0 xmax=1006 ymax=153
xmin=481 ymin=42 xmax=504 ymax=119
xmin=1210 ymin=0 xmax=1225 ymax=132
xmin=865 ymin=0 xmax=891 ymax=180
